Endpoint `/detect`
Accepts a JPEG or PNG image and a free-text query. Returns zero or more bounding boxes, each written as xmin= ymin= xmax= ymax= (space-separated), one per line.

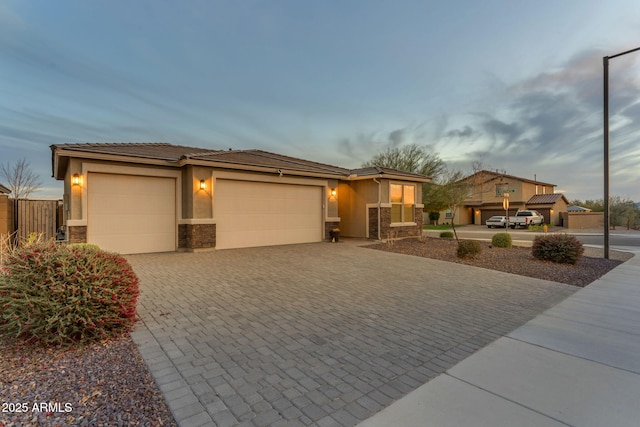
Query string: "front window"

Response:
xmin=390 ymin=183 xmax=415 ymax=223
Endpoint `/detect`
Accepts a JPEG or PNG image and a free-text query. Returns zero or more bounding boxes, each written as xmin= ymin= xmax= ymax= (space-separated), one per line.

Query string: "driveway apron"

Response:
xmin=128 ymin=243 xmax=576 ymax=427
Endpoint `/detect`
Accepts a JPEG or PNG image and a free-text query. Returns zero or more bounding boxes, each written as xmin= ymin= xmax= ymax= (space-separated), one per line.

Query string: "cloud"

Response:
xmin=388 ymin=129 xmax=404 ymax=146
xmin=434 ymin=47 xmax=640 ymax=200
xmin=445 ymin=125 xmax=480 ymax=140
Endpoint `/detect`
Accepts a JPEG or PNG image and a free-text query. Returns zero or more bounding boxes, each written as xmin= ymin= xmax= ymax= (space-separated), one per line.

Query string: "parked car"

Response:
xmin=486 ymin=216 xmax=507 ymax=228
xmin=509 ymin=210 xmax=544 ymax=228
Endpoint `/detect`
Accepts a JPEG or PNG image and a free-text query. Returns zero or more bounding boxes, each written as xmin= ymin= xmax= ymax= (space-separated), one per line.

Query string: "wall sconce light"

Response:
xmin=199 ymin=179 xmax=206 ymax=190
xmin=72 ymin=173 xmax=82 ymax=186
xmin=330 ymin=188 xmax=337 ymax=197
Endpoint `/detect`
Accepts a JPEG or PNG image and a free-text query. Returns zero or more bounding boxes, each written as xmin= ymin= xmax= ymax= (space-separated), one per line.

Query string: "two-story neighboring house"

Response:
xmin=439 ymin=170 xmax=569 ymax=226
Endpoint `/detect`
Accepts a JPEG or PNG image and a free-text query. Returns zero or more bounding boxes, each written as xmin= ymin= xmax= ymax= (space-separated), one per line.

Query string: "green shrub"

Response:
xmin=531 ymin=234 xmax=584 ymax=264
xmin=68 ymin=243 xmax=101 ymax=251
xmin=0 ymin=241 xmax=139 ymax=346
xmin=440 ymin=231 xmax=454 ymax=238
xmin=491 ymin=232 xmax=512 ymax=248
xmin=457 ymin=240 xmax=482 ymax=258
xmin=428 ymin=211 xmax=440 ymax=224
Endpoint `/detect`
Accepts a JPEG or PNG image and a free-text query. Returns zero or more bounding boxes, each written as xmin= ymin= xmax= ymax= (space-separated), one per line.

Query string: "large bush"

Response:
xmin=531 ymin=234 xmax=584 ymax=265
xmin=457 ymin=240 xmax=482 ymax=258
xmin=428 ymin=211 xmax=440 ymax=224
xmin=491 ymin=232 xmax=512 ymax=248
xmin=0 ymin=242 xmax=139 ymax=346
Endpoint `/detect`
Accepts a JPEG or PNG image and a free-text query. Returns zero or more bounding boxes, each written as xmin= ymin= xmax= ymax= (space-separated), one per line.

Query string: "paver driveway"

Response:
xmin=128 ymin=242 xmax=576 ymax=427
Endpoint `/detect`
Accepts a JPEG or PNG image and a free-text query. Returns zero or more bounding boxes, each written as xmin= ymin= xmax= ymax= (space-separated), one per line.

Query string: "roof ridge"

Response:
xmin=243 ymin=149 xmax=350 ymax=173
xmin=181 ymin=149 xmax=225 ymax=159
xmin=62 ymin=142 xmax=174 ymax=146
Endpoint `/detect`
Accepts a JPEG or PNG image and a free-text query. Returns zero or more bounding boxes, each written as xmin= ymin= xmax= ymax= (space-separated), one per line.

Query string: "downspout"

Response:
xmin=373 ymin=178 xmax=381 ymax=240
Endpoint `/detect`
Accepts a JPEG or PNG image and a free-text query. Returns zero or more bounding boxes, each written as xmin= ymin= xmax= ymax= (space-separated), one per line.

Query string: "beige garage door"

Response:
xmin=215 ymin=180 xmax=323 ymax=249
xmin=87 ymin=173 xmax=176 ymax=254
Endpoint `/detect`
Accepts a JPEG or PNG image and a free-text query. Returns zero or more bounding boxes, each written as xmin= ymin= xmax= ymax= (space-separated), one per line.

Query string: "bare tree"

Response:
xmin=0 ymin=158 xmax=42 ymax=199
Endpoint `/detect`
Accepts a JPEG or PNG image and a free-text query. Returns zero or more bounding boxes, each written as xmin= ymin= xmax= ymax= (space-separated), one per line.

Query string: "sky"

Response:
xmin=1 ymin=0 xmax=639 ymax=201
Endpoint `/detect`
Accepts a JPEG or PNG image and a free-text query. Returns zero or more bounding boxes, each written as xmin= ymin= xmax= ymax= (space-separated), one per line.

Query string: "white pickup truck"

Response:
xmin=508 ymin=210 xmax=544 ymax=229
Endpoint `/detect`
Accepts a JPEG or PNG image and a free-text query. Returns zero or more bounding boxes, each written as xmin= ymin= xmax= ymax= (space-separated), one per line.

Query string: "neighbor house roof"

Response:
xmin=51 ymin=143 xmax=431 ymax=182
xmin=469 ymin=170 xmax=556 ymax=187
xmin=0 ymin=183 xmax=10 ymax=194
xmin=568 ymin=205 xmax=592 ymax=212
xmin=526 ymin=194 xmax=569 ymax=205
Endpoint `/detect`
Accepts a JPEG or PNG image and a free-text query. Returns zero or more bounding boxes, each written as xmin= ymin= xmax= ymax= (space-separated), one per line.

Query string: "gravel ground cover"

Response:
xmin=1 ymin=238 xmax=632 ymax=426
xmin=366 ymin=237 xmax=632 ymax=287
xmin=0 ymin=336 xmax=177 ymax=427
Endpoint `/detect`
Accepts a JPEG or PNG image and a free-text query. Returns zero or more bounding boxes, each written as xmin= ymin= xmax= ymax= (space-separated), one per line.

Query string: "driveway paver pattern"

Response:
xmin=128 ymin=243 xmax=577 ymax=427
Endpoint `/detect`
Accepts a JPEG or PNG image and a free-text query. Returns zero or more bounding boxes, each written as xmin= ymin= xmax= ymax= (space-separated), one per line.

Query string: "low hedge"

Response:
xmin=0 ymin=241 xmax=139 ymax=346
xmin=491 ymin=232 xmax=512 ymax=248
xmin=440 ymin=231 xmax=454 ymax=239
xmin=531 ymin=234 xmax=584 ymax=264
xmin=457 ymin=240 xmax=482 ymax=258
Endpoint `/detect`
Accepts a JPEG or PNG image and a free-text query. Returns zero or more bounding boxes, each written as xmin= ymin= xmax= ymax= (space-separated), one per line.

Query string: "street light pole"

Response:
xmin=603 ymin=46 xmax=640 ymax=259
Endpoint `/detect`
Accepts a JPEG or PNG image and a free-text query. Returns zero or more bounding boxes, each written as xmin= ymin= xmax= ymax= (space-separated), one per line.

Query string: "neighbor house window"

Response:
xmin=390 ymin=183 xmax=415 ymax=223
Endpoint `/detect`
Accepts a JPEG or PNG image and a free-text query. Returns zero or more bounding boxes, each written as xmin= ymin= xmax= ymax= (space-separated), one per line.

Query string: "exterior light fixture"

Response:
xmin=330 ymin=188 xmax=337 ymax=197
xmin=72 ymin=173 xmax=82 ymax=186
xmin=199 ymin=179 xmax=206 ymax=190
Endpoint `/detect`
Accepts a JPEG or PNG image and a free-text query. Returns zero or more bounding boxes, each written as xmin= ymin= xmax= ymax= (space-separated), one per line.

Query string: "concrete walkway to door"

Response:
xmin=128 ymin=242 xmax=577 ymax=427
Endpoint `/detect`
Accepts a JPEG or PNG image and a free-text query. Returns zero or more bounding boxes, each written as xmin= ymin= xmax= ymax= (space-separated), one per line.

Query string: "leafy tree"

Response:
xmin=609 ymin=196 xmax=638 ymax=230
xmin=362 ymin=144 xmax=446 ymax=180
xmin=428 ymin=168 xmax=470 ymax=240
xmin=0 ymin=158 xmax=42 ymax=199
xmin=362 ymin=144 xmax=447 ymax=214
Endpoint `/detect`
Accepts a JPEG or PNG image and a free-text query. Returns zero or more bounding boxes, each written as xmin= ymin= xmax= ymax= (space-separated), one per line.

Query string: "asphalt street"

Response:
xmin=428 ymin=226 xmax=640 ymax=249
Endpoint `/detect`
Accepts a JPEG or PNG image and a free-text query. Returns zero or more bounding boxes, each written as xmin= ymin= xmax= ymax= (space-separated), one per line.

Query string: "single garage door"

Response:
xmin=87 ymin=173 xmax=176 ymax=254
xmin=215 ymin=180 xmax=323 ymax=249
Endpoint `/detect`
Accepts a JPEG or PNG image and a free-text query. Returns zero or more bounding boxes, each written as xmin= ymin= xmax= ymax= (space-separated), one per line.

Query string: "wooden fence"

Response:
xmin=10 ymin=199 xmax=62 ymax=241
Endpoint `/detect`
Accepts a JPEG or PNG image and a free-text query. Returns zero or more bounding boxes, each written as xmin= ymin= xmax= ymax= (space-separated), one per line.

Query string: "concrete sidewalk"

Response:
xmin=358 ymin=249 xmax=640 ymax=427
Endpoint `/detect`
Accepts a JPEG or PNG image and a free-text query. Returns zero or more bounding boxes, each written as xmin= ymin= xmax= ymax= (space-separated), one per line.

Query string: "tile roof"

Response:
xmin=52 ymin=142 xmax=218 ymax=161
xmin=52 ymin=143 xmax=431 ymax=182
xmin=526 ymin=194 xmax=568 ymax=205
xmin=349 ymin=166 xmax=431 ymax=180
xmin=186 ymin=149 xmax=350 ymax=175
xmin=470 ymin=170 xmax=556 ymax=187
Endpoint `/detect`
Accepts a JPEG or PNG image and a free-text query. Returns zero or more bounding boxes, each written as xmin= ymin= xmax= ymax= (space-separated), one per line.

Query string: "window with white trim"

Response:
xmin=390 ymin=183 xmax=415 ymax=223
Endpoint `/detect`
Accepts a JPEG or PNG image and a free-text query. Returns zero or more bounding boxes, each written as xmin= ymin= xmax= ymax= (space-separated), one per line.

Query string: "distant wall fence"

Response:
xmin=560 ymin=211 xmax=604 ymax=230
xmin=0 ymin=197 xmax=63 ymax=242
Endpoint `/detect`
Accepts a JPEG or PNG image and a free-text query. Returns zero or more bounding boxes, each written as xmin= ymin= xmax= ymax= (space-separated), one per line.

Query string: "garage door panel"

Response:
xmin=216 ymin=180 xmax=322 ymax=249
xmin=87 ymin=173 xmax=176 ymax=254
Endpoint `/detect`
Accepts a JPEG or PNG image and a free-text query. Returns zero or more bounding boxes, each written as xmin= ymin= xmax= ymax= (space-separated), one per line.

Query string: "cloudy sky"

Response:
xmin=1 ymin=0 xmax=639 ymax=201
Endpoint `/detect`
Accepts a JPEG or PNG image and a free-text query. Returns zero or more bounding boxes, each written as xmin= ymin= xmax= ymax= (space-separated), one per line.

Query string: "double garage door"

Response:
xmin=86 ymin=173 xmax=323 ymax=253
xmin=215 ymin=179 xmax=323 ymax=250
